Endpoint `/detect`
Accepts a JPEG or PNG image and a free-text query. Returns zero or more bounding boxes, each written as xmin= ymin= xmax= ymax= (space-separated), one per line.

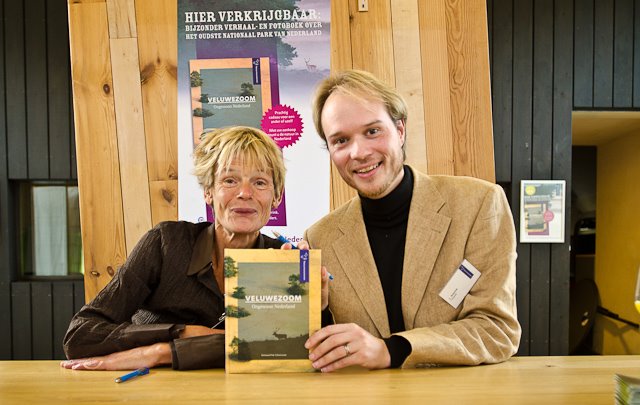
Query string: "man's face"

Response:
xmin=321 ymin=92 xmax=405 ymax=199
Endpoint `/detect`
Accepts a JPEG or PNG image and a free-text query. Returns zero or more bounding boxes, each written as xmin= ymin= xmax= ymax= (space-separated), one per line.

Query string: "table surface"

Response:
xmin=0 ymin=356 xmax=637 ymax=404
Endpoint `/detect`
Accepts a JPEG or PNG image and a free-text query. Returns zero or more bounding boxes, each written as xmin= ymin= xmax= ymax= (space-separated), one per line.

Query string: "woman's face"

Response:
xmin=206 ymin=159 xmax=276 ymax=236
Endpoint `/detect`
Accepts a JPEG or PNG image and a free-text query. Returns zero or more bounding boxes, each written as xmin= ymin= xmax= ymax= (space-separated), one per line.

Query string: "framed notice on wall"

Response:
xmin=520 ymin=180 xmax=566 ymax=243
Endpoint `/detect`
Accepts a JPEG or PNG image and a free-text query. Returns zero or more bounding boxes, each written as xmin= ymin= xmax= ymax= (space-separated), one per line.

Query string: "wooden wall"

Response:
xmin=10 ymin=281 xmax=85 ymax=360
xmin=68 ymin=0 xmax=178 ymax=302
xmin=487 ymin=0 xmax=640 ymax=355
xmin=488 ymin=0 xmax=573 ymax=357
xmin=0 ymin=0 xmax=81 ymax=359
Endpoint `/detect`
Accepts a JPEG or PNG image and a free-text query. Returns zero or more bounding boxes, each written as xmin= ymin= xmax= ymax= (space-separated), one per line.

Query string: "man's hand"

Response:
xmin=305 ymin=323 xmax=391 ymax=372
xmin=319 ymin=266 xmax=329 ymax=310
xmin=60 ymin=342 xmax=172 ymax=371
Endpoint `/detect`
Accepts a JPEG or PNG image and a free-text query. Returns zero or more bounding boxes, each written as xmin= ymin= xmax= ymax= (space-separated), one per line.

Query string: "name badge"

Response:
xmin=438 ymin=259 xmax=481 ymax=309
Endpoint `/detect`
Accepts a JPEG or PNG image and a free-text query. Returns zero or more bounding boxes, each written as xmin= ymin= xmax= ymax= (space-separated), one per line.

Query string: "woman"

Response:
xmin=61 ymin=126 xmax=301 ymax=371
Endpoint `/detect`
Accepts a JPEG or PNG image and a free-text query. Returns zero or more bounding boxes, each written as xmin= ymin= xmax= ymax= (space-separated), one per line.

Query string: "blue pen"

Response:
xmin=272 ymin=231 xmax=297 ymax=249
xmin=115 ymin=367 xmax=149 ymax=383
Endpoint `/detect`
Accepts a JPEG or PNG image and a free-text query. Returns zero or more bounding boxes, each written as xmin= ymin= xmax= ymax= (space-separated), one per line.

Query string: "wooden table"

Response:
xmin=0 ymin=356 xmax=637 ymax=404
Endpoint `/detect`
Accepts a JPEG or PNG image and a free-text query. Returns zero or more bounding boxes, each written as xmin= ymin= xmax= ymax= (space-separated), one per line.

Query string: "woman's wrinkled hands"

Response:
xmin=60 ymin=342 xmax=172 ymax=371
xmin=179 ymin=325 xmax=223 ymax=338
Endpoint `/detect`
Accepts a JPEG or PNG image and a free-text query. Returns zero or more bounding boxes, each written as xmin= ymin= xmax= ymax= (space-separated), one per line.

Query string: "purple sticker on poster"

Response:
xmin=261 ymin=104 xmax=303 ymax=149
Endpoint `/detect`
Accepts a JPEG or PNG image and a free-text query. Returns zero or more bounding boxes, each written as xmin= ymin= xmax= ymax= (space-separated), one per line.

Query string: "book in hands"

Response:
xmin=616 ymin=374 xmax=640 ymax=405
xmin=224 ymin=249 xmax=321 ymax=373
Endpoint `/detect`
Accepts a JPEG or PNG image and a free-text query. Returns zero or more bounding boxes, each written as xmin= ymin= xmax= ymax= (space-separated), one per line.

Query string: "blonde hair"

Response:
xmin=192 ymin=126 xmax=285 ymax=204
xmin=312 ymin=70 xmax=408 ymax=144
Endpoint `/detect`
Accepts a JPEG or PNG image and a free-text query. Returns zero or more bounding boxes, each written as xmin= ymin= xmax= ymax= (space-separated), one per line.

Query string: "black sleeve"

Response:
xmin=384 ymin=335 xmax=412 ymax=368
xmin=63 ymin=227 xmax=177 ymax=359
xmin=321 ymin=307 xmax=334 ymax=327
xmin=170 ymin=334 xmax=225 ymax=370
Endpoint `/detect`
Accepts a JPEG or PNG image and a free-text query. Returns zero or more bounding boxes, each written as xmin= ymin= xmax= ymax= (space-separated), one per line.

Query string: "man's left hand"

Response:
xmin=305 ymin=323 xmax=391 ymax=372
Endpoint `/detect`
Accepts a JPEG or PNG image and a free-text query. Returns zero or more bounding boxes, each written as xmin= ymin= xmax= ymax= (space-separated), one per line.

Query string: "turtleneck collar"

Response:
xmin=361 ymin=166 xmax=413 ymax=224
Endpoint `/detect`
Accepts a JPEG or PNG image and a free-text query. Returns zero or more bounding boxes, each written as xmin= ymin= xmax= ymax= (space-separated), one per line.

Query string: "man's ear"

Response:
xmin=204 ymin=188 xmax=213 ymax=205
xmin=396 ymin=119 xmax=406 ymax=146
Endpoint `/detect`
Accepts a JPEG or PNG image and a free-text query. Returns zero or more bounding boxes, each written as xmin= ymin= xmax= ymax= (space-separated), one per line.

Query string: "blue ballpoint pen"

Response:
xmin=271 ymin=231 xmax=334 ymax=280
xmin=272 ymin=231 xmax=297 ymax=248
xmin=115 ymin=367 xmax=149 ymax=383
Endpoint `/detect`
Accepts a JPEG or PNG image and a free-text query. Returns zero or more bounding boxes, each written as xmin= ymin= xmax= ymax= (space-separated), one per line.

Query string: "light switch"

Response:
xmin=358 ymin=0 xmax=368 ymax=12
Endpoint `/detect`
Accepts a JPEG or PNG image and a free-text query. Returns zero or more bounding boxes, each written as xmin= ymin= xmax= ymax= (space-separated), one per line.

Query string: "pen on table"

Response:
xmin=115 ymin=367 xmax=149 ymax=383
xmin=271 ymin=231 xmax=334 ymax=280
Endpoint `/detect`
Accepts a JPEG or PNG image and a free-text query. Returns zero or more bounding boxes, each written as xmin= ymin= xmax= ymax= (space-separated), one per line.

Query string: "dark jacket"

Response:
xmin=63 ymin=221 xmax=283 ymax=370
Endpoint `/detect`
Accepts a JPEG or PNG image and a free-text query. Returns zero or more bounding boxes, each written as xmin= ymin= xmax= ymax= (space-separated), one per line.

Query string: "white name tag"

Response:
xmin=438 ymin=259 xmax=481 ymax=309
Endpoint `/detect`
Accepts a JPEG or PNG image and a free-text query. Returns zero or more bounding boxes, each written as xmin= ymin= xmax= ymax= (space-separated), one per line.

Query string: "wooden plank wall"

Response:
xmin=68 ymin=0 xmax=178 ymax=302
xmin=3 ymin=0 xmax=75 ymax=181
xmin=9 ymin=281 xmax=85 ymax=360
xmin=489 ymin=0 xmax=573 ymax=356
xmin=487 ymin=0 xmax=640 ymax=356
xmin=68 ymin=0 xmax=496 ymax=300
xmin=0 ymin=0 xmax=76 ymax=360
xmin=0 ymin=0 xmax=13 ymax=360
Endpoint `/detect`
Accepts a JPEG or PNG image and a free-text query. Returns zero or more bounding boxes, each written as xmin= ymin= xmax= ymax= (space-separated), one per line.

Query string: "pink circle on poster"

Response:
xmin=261 ymin=104 xmax=303 ymax=149
xmin=543 ymin=210 xmax=554 ymax=222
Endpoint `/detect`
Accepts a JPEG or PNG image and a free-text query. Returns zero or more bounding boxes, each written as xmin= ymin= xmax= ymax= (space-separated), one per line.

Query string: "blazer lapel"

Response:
xmin=402 ymin=170 xmax=451 ymax=329
xmin=333 ymin=199 xmax=390 ymax=337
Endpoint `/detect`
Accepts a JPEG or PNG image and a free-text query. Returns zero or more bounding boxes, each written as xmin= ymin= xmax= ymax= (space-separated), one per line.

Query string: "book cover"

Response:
xmin=189 ymin=57 xmax=272 ymax=145
xmin=224 ymin=249 xmax=321 ymax=373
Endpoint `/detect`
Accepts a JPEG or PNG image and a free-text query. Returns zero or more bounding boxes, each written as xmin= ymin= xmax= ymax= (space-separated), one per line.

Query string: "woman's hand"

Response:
xmin=179 ymin=325 xmax=223 ymax=338
xmin=304 ymin=323 xmax=391 ymax=372
xmin=60 ymin=342 xmax=172 ymax=371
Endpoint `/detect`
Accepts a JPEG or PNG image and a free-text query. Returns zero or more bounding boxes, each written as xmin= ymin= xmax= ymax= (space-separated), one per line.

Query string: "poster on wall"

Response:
xmin=177 ymin=0 xmax=331 ymax=243
xmin=519 ymin=180 xmax=566 ymax=243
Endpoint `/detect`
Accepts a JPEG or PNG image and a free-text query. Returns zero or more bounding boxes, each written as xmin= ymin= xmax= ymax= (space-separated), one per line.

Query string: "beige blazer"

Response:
xmin=305 ymin=166 xmax=521 ymax=368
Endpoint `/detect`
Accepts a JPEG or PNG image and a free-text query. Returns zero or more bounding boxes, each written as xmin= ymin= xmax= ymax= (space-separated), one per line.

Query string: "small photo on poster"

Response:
xmin=520 ymin=180 xmax=566 ymax=243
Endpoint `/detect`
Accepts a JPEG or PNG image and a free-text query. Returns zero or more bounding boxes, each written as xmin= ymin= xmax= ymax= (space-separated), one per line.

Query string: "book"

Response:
xmin=189 ymin=57 xmax=272 ymax=145
xmin=616 ymin=374 xmax=640 ymax=405
xmin=224 ymin=248 xmax=321 ymax=373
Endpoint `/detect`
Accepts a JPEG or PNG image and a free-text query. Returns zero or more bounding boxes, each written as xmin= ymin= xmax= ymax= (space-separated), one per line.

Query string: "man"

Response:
xmin=304 ymin=70 xmax=521 ymax=372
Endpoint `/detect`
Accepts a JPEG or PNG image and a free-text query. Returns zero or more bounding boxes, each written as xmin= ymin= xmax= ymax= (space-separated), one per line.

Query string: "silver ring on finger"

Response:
xmin=343 ymin=343 xmax=351 ymax=357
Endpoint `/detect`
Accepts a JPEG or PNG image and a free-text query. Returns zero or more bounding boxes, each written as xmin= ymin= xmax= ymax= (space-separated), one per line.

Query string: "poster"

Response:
xmin=520 ymin=180 xmax=566 ymax=243
xmin=177 ymin=0 xmax=331 ymax=243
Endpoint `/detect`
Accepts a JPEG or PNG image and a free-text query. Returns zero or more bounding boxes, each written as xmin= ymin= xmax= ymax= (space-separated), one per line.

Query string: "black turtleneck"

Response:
xmin=361 ymin=165 xmax=413 ymax=367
